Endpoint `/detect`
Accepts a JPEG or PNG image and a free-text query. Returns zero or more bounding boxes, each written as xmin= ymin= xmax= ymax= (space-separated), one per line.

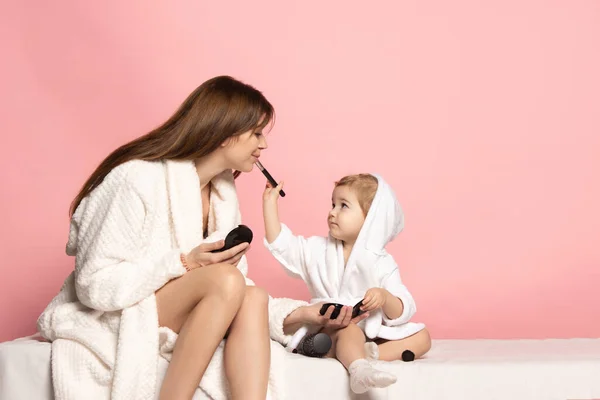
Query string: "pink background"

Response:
xmin=1 ymin=1 xmax=599 ymax=343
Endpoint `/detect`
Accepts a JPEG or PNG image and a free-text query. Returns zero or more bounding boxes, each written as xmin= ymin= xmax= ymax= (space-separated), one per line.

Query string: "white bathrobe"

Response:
xmin=36 ymin=159 xmax=306 ymax=400
xmin=264 ymin=174 xmax=425 ymax=349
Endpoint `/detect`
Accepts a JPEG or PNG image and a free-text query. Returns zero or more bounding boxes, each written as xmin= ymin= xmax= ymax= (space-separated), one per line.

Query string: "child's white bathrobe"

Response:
xmin=264 ymin=174 xmax=425 ymax=349
xmin=37 ymin=160 xmax=306 ymax=400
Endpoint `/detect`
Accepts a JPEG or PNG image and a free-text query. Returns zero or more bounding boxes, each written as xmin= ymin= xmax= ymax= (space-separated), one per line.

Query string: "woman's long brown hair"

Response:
xmin=69 ymin=75 xmax=274 ymax=217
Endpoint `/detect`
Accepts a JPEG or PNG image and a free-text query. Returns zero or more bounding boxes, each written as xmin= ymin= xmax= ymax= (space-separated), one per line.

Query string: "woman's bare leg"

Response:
xmin=156 ymin=264 xmax=246 ymax=400
xmin=375 ymin=328 xmax=432 ymax=361
xmin=224 ymin=286 xmax=270 ymax=400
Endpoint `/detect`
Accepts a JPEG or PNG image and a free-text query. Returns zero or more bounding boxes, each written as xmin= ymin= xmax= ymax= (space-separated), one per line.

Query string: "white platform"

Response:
xmin=1 ymin=335 xmax=600 ymax=400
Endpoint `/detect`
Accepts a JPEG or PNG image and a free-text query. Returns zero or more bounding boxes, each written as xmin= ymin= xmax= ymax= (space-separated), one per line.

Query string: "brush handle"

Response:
xmin=258 ymin=162 xmax=286 ymax=197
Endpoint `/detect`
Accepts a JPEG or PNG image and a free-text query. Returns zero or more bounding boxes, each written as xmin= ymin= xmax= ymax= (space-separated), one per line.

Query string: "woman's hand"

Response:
xmin=184 ymin=240 xmax=250 ymax=270
xmin=304 ymin=302 xmax=370 ymax=330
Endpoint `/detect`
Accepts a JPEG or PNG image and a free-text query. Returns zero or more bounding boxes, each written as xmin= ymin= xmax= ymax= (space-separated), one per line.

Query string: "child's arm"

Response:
xmin=380 ymin=290 xmax=405 ymax=320
xmin=361 ymin=258 xmax=417 ymax=325
xmin=362 ymin=287 xmax=403 ymax=316
xmin=380 ymin=266 xmax=418 ymax=325
xmin=262 ymin=181 xmax=320 ymax=280
xmin=263 ymin=181 xmax=283 ymax=243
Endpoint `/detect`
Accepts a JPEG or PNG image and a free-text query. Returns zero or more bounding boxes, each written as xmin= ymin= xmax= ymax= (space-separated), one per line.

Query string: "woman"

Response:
xmin=37 ymin=75 xmax=315 ymax=400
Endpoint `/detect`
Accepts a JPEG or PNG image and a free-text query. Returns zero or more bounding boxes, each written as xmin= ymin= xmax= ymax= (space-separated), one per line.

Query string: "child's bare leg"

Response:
xmin=331 ymin=323 xmax=366 ymax=367
xmin=375 ymin=328 xmax=432 ymax=361
xmin=325 ymin=325 xmax=397 ymax=394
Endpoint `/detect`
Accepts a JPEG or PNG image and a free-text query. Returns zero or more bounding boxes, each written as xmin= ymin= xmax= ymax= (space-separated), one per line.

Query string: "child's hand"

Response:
xmin=361 ymin=288 xmax=387 ymax=312
xmin=263 ymin=181 xmax=284 ymax=204
xmin=304 ymin=303 xmax=369 ymax=328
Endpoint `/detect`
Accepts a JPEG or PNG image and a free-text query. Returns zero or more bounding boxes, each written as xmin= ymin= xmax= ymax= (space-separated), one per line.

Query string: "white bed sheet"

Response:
xmin=286 ymin=338 xmax=600 ymax=400
xmin=1 ymin=336 xmax=599 ymax=400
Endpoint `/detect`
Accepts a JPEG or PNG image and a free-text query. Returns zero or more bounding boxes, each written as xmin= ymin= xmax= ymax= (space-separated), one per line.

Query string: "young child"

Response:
xmin=262 ymin=173 xmax=429 ymax=394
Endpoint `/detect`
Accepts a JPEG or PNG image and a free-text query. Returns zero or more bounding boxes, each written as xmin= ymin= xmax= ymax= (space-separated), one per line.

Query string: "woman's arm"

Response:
xmin=282 ymin=304 xmax=312 ymax=335
xmin=269 ymin=299 xmax=371 ymax=344
xmin=73 ymin=169 xmax=186 ymax=312
xmin=268 ymin=297 xmax=310 ymax=345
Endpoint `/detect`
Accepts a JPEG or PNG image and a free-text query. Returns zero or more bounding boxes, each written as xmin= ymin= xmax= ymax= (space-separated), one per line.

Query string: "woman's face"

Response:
xmin=221 ymin=126 xmax=268 ymax=173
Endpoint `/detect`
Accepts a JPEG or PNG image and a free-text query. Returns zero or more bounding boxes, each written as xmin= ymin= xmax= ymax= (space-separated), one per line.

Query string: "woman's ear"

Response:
xmin=221 ymin=135 xmax=239 ymax=147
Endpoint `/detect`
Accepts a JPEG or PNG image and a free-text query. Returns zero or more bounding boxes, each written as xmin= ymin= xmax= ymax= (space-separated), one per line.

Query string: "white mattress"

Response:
xmin=1 ymin=335 xmax=600 ymax=400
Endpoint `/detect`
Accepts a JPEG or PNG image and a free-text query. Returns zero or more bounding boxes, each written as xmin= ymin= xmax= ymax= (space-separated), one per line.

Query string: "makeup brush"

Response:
xmin=255 ymin=160 xmax=286 ymax=197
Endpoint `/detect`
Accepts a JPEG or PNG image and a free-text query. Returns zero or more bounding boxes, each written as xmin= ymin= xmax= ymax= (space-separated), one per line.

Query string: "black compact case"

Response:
xmin=319 ymin=300 xmax=365 ymax=319
xmin=211 ymin=225 xmax=253 ymax=253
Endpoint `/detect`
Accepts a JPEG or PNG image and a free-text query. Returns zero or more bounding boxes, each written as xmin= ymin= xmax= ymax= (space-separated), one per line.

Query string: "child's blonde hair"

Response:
xmin=334 ymin=174 xmax=378 ymax=216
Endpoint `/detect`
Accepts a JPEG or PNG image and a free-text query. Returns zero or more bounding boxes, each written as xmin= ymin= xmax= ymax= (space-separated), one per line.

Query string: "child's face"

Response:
xmin=328 ymin=185 xmax=366 ymax=244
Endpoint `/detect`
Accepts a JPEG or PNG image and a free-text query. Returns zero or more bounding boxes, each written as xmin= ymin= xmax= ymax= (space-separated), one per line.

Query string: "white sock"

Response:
xmin=348 ymin=359 xmax=397 ymax=394
xmin=364 ymin=342 xmax=379 ymax=360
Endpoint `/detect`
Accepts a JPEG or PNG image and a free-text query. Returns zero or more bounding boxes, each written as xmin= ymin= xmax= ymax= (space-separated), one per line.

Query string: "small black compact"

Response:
xmin=319 ymin=300 xmax=365 ymax=319
xmin=211 ymin=225 xmax=253 ymax=253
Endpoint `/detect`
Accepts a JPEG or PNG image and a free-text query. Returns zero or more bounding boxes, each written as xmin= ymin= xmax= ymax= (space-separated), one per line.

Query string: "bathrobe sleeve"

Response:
xmin=72 ymin=166 xmax=187 ymax=312
xmin=263 ymin=223 xmax=320 ymax=281
xmin=262 ymin=224 xmax=318 ymax=344
xmin=267 ymin=296 xmax=310 ymax=345
xmin=379 ymin=257 xmax=418 ymax=326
